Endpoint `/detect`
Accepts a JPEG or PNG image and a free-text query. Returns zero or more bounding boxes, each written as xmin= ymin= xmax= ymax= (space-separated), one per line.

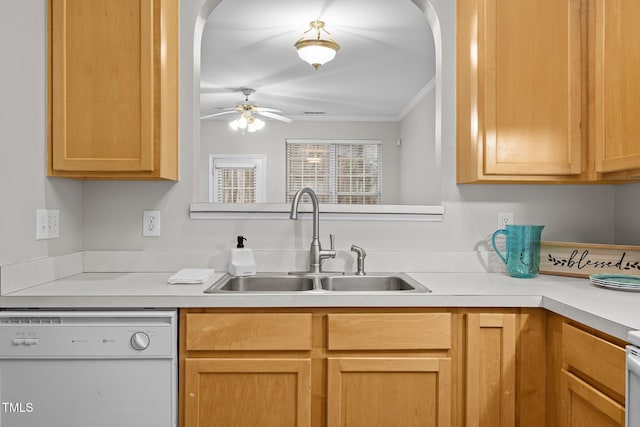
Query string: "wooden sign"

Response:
xmin=539 ymin=241 xmax=640 ymax=278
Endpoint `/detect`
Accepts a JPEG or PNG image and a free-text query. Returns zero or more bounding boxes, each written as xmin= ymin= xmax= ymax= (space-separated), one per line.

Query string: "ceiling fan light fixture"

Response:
xmin=237 ymin=114 xmax=249 ymax=129
xmin=294 ymin=20 xmax=340 ymax=70
xmin=247 ymin=117 xmax=265 ymax=133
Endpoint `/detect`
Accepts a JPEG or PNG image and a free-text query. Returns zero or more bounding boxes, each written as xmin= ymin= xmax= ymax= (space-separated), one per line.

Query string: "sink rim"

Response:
xmin=204 ymin=272 xmax=431 ymax=294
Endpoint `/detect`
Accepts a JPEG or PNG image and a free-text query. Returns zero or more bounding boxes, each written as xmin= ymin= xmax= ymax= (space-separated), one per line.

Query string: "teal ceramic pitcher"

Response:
xmin=491 ymin=225 xmax=545 ymax=278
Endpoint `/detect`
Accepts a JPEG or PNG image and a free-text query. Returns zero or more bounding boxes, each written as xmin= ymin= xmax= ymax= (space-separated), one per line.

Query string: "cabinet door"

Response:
xmin=51 ymin=0 xmax=154 ymax=172
xmin=184 ymin=358 xmax=311 ymax=427
xmin=560 ymin=370 xmax=625 ymax=427
xmin=465 ymin=313 xmax=516 ymax=427
xmin=327 ymin=357 xmax=451 ymax=427
xmin=49 ymin=0 xmax=178 ymax=180
xmin=457 ymin=0 xmax=583 ymax=182
xmin=593 ymin=0 xmax=640 ymax=174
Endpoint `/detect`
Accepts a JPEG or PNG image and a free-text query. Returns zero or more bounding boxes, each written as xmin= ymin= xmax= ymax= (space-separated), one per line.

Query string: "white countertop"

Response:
xmin=1 ymin=271 xmax=639 ymax=341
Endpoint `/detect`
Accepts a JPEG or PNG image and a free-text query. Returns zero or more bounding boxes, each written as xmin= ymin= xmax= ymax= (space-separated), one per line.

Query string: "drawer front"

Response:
xmin=186 ymin=313 xmax=312 ymax=351
xmin=327 ymin=313 xmax=451 ymax=351
xmin=562 ymin=323 xmax=626 ymax=396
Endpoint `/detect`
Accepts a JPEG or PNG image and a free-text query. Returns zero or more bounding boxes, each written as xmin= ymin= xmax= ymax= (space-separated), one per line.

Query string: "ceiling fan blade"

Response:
xmin=256 ymin=111 xmax=293 ymax=123
xmin=254 ymin=106 xmax=283 ymax=113
xmin=200 ymin=110 xmax=237 ymax=119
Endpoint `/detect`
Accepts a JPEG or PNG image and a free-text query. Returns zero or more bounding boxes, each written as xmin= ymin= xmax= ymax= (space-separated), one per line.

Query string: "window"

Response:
xmin=209 ymin=155 xmax=266 ymax=203
xmin=286 ymin=139 xmax=382 ymax=204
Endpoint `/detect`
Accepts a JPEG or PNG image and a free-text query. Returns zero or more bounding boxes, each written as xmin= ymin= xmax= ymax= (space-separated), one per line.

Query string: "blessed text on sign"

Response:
xmin=539 ymin=241 xmax=640 ymax=278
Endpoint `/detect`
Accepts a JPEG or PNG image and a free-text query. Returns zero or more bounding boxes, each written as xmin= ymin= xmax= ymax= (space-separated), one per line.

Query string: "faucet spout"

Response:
xmin=290 ymin=186 xmax=319 ymax=238
xmin=290 ymin=187 xmax=335 ymax=273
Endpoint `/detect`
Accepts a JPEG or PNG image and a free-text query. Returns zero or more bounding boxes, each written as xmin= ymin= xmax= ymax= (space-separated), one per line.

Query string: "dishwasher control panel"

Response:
xmin=0 ymin=311 xmax=176 ymax=358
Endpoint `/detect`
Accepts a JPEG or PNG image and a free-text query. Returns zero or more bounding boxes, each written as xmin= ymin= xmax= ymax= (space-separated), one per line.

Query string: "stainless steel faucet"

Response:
xmin=290 ymin=187 xmax=336 ymax=273
xmin=350 ymin=245 xmax=367 ymax=275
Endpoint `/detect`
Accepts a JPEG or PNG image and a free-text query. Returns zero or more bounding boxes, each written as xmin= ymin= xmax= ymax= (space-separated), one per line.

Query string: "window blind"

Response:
xmin=286 ymin=139 xmax=382 ymax=204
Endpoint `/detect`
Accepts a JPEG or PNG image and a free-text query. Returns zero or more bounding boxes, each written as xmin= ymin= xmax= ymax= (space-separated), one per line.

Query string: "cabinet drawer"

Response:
xmin=327 ymin=313 xmax=451 ymax=351
xmin=562 ymin=323 xmax=626 ymax=396
xmin=186 ymin=313 xmax=312 ymax=351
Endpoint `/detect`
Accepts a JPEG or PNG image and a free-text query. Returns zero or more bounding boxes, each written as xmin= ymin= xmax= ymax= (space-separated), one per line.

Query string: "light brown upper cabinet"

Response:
xmin=457 ymin=0 xmax=640 ymax=183
xmin=592 ymin=0 xmax=640 ymax=179
xmin=48 ymin=0 xmax=178 ymax=180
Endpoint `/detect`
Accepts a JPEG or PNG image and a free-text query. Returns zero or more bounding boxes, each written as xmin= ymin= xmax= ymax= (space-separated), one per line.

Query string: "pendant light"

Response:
xmin=294 ymin=20 xmax=340 ymax=70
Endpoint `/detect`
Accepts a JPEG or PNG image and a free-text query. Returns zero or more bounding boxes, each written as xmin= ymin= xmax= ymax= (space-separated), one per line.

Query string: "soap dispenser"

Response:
xmin=230 ymin=236 xmax=257 ymax=276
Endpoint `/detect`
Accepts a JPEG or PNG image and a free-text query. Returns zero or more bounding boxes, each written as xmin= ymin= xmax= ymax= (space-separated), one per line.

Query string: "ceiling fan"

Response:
xmin=200 ymin=88 xmax=292 ymax=132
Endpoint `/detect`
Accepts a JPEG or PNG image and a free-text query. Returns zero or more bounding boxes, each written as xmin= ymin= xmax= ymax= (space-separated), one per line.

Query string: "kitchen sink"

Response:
xmin=319 ymin=274 xmax=430 ymax=292
xmin=205 ymin=274 xmax=315 ymax=293
xmin=204 ymin=273 xmax=430 ymax=293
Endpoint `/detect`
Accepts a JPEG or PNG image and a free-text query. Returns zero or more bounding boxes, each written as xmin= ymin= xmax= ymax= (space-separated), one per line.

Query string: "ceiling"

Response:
xmin=200 ymin=0 xmax=436 ymax=122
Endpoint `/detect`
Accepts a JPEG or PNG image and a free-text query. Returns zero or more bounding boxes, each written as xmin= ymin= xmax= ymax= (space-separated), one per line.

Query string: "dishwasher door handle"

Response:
xmin=628 ymin=352 xmax=640 ymax=376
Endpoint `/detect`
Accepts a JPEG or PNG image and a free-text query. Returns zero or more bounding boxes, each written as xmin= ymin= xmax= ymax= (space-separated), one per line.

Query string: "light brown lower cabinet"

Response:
xmin=180 ymin=308 xmax=626 ymax=427
xmin=184 ymin=358 xmax=312 ymax=427
xmin=180 ymin=309 xmax=455 ymax=427
xmin=547 ymin=314 xmax=627 ymax=427
xmin=465 ymin=313 xmax=517 ymax=427
xmin=327 ymin=357 xmax=451 ymax=427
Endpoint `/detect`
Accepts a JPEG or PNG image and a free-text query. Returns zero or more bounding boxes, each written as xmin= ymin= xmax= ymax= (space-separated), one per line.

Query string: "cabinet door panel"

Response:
xmin=560 ymin=370 xmax=624 ymax=427
xmin=484 ymin=0 xmax=582 ymax=175
xmin=466 ymin=313 xmax=516 ymax=427
xmin=327 ymin=313 xmax=451 ymax=351
xmin=562 ymin=323 xmax=626 ymax=398
xmin=184 ymin=358 xmax=311 ymax=427
xmin=185 ymin=313 xmax=312 ymax=351
xmin=51 ymin=0 xmax=154 ymax=172
xmin=457 ymin=0 xmax=583 ymax=182
xmin=594 ymin=0 xmax=640 ymax=173
xmin=327 ymin=357 xmax=451 ymax=427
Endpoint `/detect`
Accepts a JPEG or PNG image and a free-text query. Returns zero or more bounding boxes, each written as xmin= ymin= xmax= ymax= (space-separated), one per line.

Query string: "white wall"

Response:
xmin=0 ymin=0 xmax=82 ymax=266
xmin=614 ymin=183 xmax=640 ymax=245
xmin=1 ymin=0 xmax=618 ymax=268
xmin=399 ymin=88 xmax=438 ymax=204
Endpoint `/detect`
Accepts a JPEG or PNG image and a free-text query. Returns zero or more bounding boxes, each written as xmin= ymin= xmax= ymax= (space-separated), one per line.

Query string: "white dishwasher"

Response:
xmin=0 ymin=310 xmax=177 ymax=427
xmin=627 ymin=330 xmax=640 ymax=427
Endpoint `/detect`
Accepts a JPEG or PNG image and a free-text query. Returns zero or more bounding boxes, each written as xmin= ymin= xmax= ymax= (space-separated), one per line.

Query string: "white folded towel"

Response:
xmin=168 ymin=268 xmax=216 ymax=285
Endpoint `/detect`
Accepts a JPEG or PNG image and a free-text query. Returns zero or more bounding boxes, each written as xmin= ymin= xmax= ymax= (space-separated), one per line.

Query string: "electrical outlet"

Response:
xmin=143 ymin=210 xmax=161 ymax=237
xmin=497 ymin=212 xmax=514 ymax=229
xmin=36 ymin=209 xmax=60 ymax=240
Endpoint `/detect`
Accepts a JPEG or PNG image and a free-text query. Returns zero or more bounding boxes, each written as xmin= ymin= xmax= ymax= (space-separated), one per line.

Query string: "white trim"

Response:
xmin=190 ymin=203 xmax=444 ymax=221
xmin=208 ymin=154 xmax=267 ymax=203
xmin=286 ymin=115 xmax=401 ymax=122
xmin=397 ymin=76 xmax=437 ymax=120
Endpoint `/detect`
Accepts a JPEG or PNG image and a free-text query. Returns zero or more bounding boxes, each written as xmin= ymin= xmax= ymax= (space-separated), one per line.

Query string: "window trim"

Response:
xmin=209 ymin=154 xmax=267 ymax=203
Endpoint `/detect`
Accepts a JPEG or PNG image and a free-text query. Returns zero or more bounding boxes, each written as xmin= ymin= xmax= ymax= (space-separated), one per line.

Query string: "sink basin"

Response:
xmin=320 ymin=274 xmax=430 ymax=292
xmin=205 ymin=274 xmax=315 ymax=293
xmin=204 ymin=273 xmax=430 ymax=293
